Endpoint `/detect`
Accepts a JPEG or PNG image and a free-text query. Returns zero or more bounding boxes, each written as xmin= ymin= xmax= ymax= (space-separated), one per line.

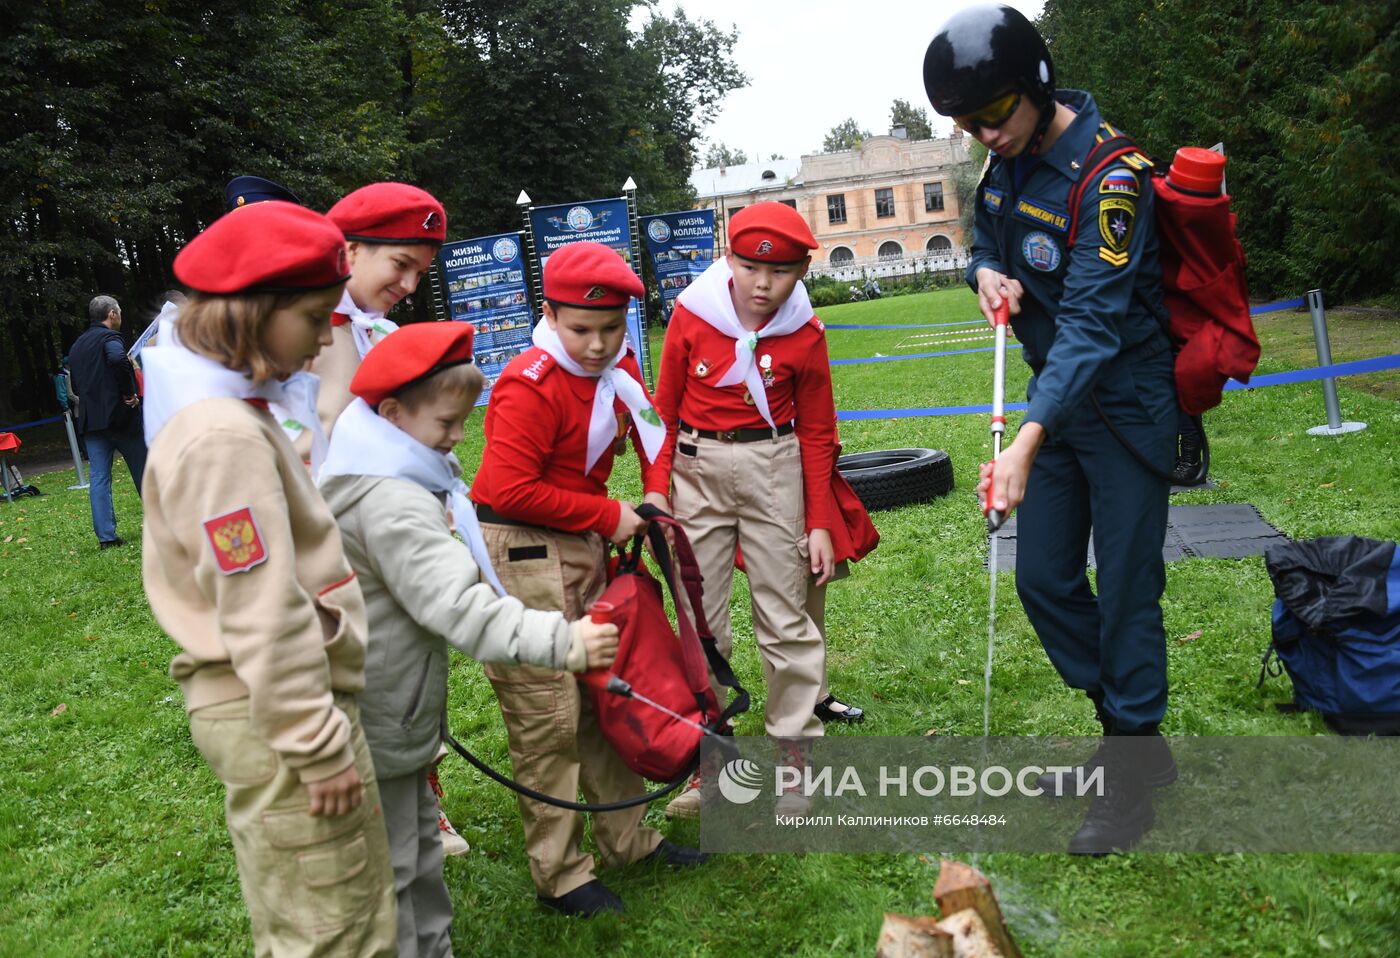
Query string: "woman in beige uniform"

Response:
xmin=140 ymin=201 xmax=397 ymax=957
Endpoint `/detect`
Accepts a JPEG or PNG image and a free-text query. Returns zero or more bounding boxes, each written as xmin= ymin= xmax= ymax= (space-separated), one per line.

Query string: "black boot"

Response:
xmin=1067 ymin=730 xmax=1157 ymax=856
xmin=1171 ymin=418 xmax=1208 ymax=486
xmin=1037 ymin=698 xmax=1177 ymax=796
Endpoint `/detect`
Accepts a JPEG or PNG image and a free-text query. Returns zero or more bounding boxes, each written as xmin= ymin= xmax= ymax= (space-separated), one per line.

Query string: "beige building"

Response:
xmin=690 ymin=128 xmax=973 ymax=281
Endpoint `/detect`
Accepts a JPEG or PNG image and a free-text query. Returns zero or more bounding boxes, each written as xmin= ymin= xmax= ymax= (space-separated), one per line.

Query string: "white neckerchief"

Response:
xmin=530 ymin=319 xmax=665 ymax=474
xmin=675 ymin=257 xmax=814 ymax=429
xmin=141 ymin=340 xmax=327 ymax=477
xmin=129 ymin=300 xmax=179 ymax=361
xmin=320 ymin=398 xmax=505 ymax=597
xmin=336 ymin=289 xmax=399 ymax=359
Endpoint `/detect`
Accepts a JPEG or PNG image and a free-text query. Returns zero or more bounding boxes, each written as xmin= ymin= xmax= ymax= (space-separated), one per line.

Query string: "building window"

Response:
xmin=780 ymin=199 xmax=797 ymax=209
xmin=728 ymin=206 xmax=745 ymax=218
xmin=924 ymin=182 xmax=945 ymax=212
xmin=926 ymin=235 xmax=952 ymax=253
xmin=830 ymin=246 xmax=854 ymax=265
xmin=827 ymin=194 xmax=847 ymax=224
xmin=875 ymin=188 xmax=895 ymax=218
xmin=878 ymin=241 xmax=903 ymax=260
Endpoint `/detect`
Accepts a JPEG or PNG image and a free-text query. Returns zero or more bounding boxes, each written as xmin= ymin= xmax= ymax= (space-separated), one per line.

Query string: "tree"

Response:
xmin=702 ymin=143 xmax=749 ymax=168
xmin=821 ymin=118 xmax=872 ymax=153
xmin=1038 ymin=0 xmax=1400 ymax=300
xmin=890 ymin=99 xmax=933 ymax=140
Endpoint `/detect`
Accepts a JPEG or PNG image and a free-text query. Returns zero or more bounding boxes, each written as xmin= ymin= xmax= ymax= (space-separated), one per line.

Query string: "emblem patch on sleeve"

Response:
xmin=1099 ymin=167 xmax=1140 ymax=197
xmin=1097 ymin=196 xmax=1136 ymax=267
xmin=203 ymin=507 xmax=268 ymax=575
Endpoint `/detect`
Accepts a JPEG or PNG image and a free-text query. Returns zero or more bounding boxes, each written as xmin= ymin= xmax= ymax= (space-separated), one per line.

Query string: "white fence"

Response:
xmin=807 ymin=251 xmax=969 ymax=283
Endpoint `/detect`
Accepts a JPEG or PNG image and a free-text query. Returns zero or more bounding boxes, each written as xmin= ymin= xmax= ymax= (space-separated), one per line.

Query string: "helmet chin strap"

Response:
xmin=1027 ymin=97 xmax=1057 ymax=155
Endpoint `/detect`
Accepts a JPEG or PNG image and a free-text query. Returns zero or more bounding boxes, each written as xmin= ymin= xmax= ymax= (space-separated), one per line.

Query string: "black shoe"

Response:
xmin=814 ymin=694 xmax=864 ymax=724
xmin=640 ymin=838 xmax=709 ymax=869
xmin=1037 ymin=700 xmax=1177 ymax=795
xmin=98 ymin=537 xmax=126 ymax=550
xmin=1067 ymin=734 xmax=1159 ymax=856
xmin=537 ymin=879 xmax=625 ymax=917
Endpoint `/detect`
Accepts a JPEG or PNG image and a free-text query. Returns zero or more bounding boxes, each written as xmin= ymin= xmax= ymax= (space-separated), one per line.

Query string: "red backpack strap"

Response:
xmin=1066 ymin=133 xmax=1143 ymax=247
xmin=634 ymin=504 xmax=750 ymax=726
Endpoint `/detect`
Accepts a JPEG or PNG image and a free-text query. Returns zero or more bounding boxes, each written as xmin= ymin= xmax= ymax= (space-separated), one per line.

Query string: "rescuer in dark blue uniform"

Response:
xmin=924 ymin=3 xmax=1176 ymax=854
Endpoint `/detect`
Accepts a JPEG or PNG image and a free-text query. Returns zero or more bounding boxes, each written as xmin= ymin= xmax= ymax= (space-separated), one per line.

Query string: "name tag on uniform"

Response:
xmin=982 ymin=188 xmax=1006 ymax=214
xmin=1014 ymin=198 xmax=1070 ymax=233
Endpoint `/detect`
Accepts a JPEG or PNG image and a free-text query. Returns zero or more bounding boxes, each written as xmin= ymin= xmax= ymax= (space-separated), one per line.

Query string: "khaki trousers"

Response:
xmin=479 ymin=522 xmax=661 ymax=898
xmin=188 ymin=695 xmax=397 ymax=958
xmin=378 ymin=769 xmax=453 ymax=958
xmin=671 ymin=431 xmax=825 ymax=739
xmin=805 ymin=559 xmax=850 ymax=702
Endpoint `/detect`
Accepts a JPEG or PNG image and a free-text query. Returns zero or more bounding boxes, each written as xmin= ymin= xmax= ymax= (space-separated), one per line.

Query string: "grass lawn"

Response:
xmin=3 ymin=288 xmax=1399 ymax=956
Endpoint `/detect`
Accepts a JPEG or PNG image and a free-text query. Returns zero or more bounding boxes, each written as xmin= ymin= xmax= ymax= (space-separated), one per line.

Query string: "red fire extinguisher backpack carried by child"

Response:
xmin=583 ymin=505 xmax=749 ymax=782
xmin=1067 ymin=137 xmax=1261 ymax=416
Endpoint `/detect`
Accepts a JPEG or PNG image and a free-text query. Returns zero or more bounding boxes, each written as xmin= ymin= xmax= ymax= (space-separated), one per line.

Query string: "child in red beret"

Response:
xmin=471 ymin=241 xmax=706 ymax=917
xmin=318 ymin=321 xmax=619 ymax=954
xmin=139 ymin=201 xmax=398 ymax=956
xmin=649 ymin=201 xmax=857 ymax=817
xmin=309 ymin=182 xmax=447 ymax=451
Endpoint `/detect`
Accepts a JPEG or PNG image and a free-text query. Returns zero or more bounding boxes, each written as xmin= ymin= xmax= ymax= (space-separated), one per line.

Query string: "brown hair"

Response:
xmin=394 ymin=362 xmax=485 ymax=411
xmin=177 ymin=291 xmax=305 ymax=383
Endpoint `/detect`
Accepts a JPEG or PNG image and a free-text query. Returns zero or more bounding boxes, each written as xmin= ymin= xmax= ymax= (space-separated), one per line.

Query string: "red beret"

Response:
xmin=350 ymin=321 xmax=475 ymax=406
xmin=542 ymin=241 xmax=644 ymax=309
xmin=328 ymin=182 xmax=447 ymax=245
xmin=728 ymin=202 xmax=817 ymax=263
xmin=174 ymin=202 xmax=350 ymax=295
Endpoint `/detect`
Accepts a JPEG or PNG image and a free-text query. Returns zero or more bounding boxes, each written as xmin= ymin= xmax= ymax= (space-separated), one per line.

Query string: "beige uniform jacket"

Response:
xmin=320 ymin=473 xmax=579 ymax=779
xmin=141 ymin=397 xmax=367 ymax=784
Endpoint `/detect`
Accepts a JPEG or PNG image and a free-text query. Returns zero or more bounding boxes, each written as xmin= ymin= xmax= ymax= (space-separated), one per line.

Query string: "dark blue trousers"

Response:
xmin=1015 ymin=343 xmax=1176 ymax=732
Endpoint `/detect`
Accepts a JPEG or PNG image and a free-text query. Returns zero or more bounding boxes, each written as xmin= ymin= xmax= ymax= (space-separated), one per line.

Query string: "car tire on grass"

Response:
xmin=837 ymin=448 xmax=954 ymax=511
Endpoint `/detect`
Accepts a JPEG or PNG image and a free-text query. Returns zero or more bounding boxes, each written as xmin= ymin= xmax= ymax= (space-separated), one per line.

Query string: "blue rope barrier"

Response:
xmin=0 ymin=414 xmax=65 ymax=433
xmin=825 ymin=320 xmax=985 ymax=330
xmin=836 ymin=353 xmax=1400 ymax=421
xmin=830 ymin=343 xmax=1021 ymax=366
xmin=1249 ymin=297 xmax=1307 ymax=315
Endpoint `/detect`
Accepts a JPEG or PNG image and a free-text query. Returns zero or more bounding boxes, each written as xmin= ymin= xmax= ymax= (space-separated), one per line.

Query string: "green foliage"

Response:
xmin=890 ymin=98 xmax=934 ymax=140
xmin=0 ymin=0 xmax=745 ymax=419
xmin=703 ymin=143 xmax=750 ymax=168
xmin=1037 ymin=0 xmax=1400 ymax=302
xmin=821 ymin=118 xmax=873 ymax=153
xmin=955 ymin=137 xmax=989 ymax=241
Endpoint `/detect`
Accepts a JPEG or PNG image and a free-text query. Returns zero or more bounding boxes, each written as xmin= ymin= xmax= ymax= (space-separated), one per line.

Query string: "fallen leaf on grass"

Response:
xmin=1319 ymin=482 xmax=1336 ymax=489
xmin=84 ymin=635 xmax=100 ymax=642
xmin=2 ymin=535 xmax=10 ymax=543
xmin=924 ymin=728 xmax=939 ymax=737
xmin=67 ymin=612 xmax=77 ymax=618
xmin=50 ymin=703 xmax=67 ymax=716
xmin=957 ymin=679 xmax=971 ymax=685
xmin=16 ymin=537 xmax=27 ymax=543
xmin=1177 ymin=630 xmax=1203 ymax=644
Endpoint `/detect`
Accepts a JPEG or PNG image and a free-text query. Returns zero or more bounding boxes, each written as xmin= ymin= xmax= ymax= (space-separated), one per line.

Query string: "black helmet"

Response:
xmin=923 ymin=4 xmax=1055 ymax=117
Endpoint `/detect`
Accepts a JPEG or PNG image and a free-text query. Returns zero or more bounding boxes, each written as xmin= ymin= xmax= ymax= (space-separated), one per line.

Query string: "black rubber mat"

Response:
xmin=988 ymin=503 xmax=1287 ymax=571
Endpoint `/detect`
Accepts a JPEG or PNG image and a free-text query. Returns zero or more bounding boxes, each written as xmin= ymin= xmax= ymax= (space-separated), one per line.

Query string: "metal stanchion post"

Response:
xmin=1304 ymin=288 xmax=1367 ymax=436
xmin=64 ymin=409 xmax=90 ymax=489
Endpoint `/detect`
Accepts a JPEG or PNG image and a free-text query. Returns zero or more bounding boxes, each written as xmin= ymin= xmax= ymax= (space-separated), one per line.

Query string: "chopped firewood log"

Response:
xmin=875 ymin=913 xmax=954 ymax=958
xmin=935 ymin=908 xmax=1001 ymax=957
xmin=933 ymin=860 xmax=1023 ymax=958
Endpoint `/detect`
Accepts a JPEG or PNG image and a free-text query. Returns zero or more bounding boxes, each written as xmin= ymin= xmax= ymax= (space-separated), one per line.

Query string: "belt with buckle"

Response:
xmin=679 ymin=419 xmax=795 ymax=443
xmin=474 ymin=502 xmax=543 ymax=529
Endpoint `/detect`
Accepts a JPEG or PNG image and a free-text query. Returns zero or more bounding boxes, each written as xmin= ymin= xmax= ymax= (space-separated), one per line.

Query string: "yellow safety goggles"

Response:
xmin=954 ymin=90 xmax=1023 ymax=135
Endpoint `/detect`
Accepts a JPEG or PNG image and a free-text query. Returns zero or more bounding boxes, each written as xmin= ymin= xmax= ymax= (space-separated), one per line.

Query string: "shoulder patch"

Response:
xmin=517 ymin=348 xmax=555 ymax=384
xmin=807 ymin=315 xmax=825 ymax=332
xmin=983 ymin=187 xmax=1006 ymax=214
xmin=203 ymin=507 xmax=267 ymax=575
xmin=1097 ymin=195 xmax=1137 ymax=267
xmin=1099 ymin=166 xmax=1140 ymax=197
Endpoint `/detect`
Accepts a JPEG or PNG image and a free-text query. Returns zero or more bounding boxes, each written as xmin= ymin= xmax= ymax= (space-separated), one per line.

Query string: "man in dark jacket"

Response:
xmin=69 ymin=294 xmax=147 ymax=548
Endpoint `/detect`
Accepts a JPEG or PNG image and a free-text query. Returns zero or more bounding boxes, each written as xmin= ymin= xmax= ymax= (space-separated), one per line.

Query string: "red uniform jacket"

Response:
xmin=472 ymin=347 xmax=658 ymax=537
xmin=650 ymin=301 xmax=838 ymax=531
